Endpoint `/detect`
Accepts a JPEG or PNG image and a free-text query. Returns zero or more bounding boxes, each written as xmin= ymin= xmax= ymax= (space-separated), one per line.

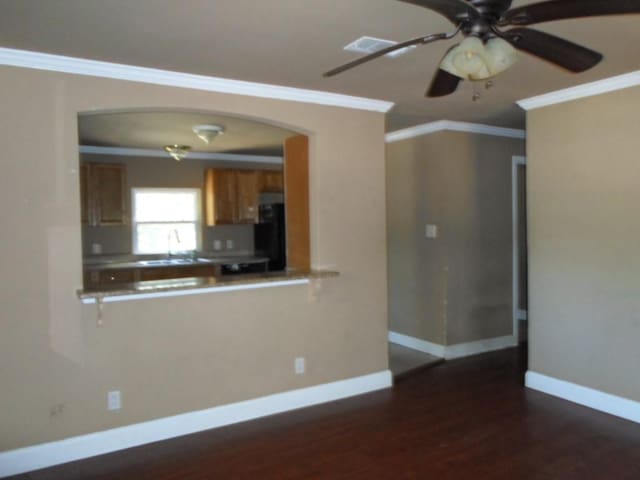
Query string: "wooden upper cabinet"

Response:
xmin=205 ymin=168 xmax=259 ymax=225
xmin=259 ymin=170 xmax=284 ymax=193
xmin=93 ymin=164 xmax=127 ymax=225
xmin=80 ymin=162 xmax=127 ymax=226
xmin=80 ymin=164 xmax=90 ymax=224
xmin=235 ymin=170 xmax=259 ymax=223
xmin=204 ymin=168 xmax=284 ymax=226
xmin=205 ymin=168 xmax=237 ymax=225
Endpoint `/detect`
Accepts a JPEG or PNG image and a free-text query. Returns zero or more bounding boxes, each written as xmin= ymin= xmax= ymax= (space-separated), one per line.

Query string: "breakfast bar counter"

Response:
xmin=78 ymin=269 xmax=339 ymax=304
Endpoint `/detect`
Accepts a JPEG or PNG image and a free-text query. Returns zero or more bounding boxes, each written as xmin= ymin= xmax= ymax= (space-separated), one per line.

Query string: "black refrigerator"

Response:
xmin=254 ymin=203 xmax=286 ymax=271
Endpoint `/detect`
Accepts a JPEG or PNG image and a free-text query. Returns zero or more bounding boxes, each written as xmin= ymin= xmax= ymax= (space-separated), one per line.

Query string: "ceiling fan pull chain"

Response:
xmin=472 ymin=81 xmax=481 ymax=102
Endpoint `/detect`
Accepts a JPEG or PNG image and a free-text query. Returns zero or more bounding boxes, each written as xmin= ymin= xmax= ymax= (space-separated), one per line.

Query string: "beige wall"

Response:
xmin=386 ymin=131 xmax=524 ymax=345
xmin=0 ymin=66 xmax=388 ymax=451
xmin=527 ymin=87 xmax=640 ymax=402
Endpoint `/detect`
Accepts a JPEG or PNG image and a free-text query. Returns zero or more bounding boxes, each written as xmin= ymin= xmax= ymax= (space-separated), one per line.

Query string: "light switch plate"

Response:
xmin=108 ymin=391 xmax=121 ymax=411
xmin=426 ymin=224 xmax=438 ymax=239
xmin=294 ymin=357 xmax=305 ymax=374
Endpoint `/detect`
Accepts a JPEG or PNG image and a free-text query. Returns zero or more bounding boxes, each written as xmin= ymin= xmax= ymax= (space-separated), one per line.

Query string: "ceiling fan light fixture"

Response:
xmin=484 ymin=37 xmax=518 ymax=76
xmin=440 ymin=36 xmax=517 ymax=81
xmin=164 ymin=144 xmax=191 ymax=161
xmin=192 ymin=124 xmax=224 ymax=144
xmin=324 ymin=0 xmax=638 ymax=98
xmin=441 ymin=37 xmax=489 ymax=80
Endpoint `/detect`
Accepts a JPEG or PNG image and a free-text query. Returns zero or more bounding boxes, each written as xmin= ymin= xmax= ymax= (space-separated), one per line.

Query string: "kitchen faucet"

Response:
xmin=167 ymin=229 xmax=180 ymax=258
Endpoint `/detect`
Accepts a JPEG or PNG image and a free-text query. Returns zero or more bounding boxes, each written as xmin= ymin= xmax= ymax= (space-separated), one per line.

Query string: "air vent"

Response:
xmin=343 ymin=36 xmax=416 ymax=58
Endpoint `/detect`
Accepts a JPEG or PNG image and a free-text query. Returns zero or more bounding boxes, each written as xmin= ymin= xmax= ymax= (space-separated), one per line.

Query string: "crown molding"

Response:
xmin=518 ymin=70 xmax=640 ymax=111
xmin=79 ymin=145 xmax=283 ymax=164
xmin=0 ymin=47 xmax=394 ymax=113
xmin=385 ymin=120 xmax=525 ymax=143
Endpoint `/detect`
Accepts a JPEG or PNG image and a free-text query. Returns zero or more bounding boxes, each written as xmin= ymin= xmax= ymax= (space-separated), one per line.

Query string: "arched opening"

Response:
xmin=78 ymin=108 xmax=309 ymax=289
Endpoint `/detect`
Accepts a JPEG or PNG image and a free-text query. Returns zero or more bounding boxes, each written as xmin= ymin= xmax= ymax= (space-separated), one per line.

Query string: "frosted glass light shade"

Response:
xmin=440 ymin=36 xmax=517 ymax=81
xmin=192 ymin=124 xmax=224 ymax=144
xmin=484 ymin=37 xmax=518 ymax=77
xmin=441 ymin=37 xmax=489 ymax=79
xmin=164 ymin=144 xmax=191 ymax=161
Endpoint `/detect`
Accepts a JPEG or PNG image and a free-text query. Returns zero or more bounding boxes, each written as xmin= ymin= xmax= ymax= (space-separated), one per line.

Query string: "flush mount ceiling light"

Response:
xmin=192 ymin=124 xmax=225 ymax=144
xmin=164 ymin=144 xmax=191 ymax=161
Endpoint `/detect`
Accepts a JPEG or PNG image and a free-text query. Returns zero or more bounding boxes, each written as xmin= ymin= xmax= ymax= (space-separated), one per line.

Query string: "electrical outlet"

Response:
xmin=294 ymin=357 xmax=305 ymax=375
xmin=213 ymin=240 xmax=222 ymax=250
xmin=425 ymin=224 xmax=438 ymax=239
xmin=49 ymin=403 xmax=65 ymax=418
xmin=108 ymin=390 xmax=121 ymax=411
xmin=226 ymin=239 xmax=234 ymax=250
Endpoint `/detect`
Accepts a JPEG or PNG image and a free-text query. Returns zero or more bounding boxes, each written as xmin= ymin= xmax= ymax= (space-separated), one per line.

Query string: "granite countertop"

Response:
xmin=83 ymin=254 xmax=270 ymax=271
xmin=78 ymin=269 xmax=339 ymax=303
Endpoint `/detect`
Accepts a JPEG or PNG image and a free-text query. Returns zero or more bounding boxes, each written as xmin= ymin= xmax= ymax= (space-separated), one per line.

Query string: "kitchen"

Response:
xmin=79 ymin=110 xmax=305 ymax=292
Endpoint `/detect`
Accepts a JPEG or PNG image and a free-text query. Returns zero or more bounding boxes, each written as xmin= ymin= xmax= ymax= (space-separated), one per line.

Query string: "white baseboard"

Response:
xmin=388 ymin=331 xmax=446 ymax=357
xmin=525 ymin=371 xmax=640 ymax=425
xmin=444 ymin=335 xmax=517 ymax=360
xmin=0 ymin=371 xmax=392 ymax=478
xmin=388 ymin=331 xmax=517 ymax=360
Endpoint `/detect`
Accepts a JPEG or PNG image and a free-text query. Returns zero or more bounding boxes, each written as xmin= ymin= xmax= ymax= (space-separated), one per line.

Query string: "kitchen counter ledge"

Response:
xmin=78 ymin=269 xmax=339 ymax=304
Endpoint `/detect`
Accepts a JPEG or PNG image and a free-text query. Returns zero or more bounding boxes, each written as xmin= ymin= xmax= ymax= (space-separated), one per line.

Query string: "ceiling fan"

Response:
xmin=324 ymin=0 xmax=640 ymax=97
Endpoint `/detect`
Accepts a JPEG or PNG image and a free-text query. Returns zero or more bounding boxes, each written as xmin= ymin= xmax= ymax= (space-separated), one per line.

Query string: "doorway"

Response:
xmin=512 ymin=156 xmax=528 ymax=343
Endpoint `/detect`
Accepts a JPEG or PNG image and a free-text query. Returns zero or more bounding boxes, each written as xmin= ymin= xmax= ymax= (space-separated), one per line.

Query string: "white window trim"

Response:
xmin=131 ymin=187 xmax=202 ymax=255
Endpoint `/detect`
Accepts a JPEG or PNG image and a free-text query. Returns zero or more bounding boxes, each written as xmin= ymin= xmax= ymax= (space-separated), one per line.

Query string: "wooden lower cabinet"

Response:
xmin=139 ymin=265 xmax=215 ymax=281
xmin=84 ymin=265 xmax=217 ymax=288
xmin=101 ymin=269 xmax=136 ymax=283
xmin=84 ymin=268 xmax=136 ymax=287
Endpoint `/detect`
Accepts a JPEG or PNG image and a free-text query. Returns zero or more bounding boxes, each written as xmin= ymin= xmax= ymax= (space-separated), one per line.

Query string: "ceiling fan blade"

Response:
xmin=397 ymin=0 xmax=479 ymax=25
xmin=323 ymin=32 xmax=453 ymax=77
xmin=426 ymin=69 xmax=462 ymax=97
xmin=502 ymin=27 xmax=603 ymax=72
xmin=503 ymin=0 xmax=640 ymax=26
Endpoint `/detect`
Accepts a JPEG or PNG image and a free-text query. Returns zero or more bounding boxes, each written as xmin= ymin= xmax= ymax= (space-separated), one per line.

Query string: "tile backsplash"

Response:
xmin=83 ymin=224 xmax=254 ymax=256
xmin=203 ymin=224 xmax=254 ymax=255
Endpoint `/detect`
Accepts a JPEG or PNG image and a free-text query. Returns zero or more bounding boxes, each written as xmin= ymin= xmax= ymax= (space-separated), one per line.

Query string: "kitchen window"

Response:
xmin=132 ymin=188 xmax=201 ymax=254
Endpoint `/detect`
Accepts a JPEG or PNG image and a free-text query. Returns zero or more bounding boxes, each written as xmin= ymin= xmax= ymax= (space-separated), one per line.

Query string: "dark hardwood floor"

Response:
xmin=12 ymin=346 xmax=640 ymax=479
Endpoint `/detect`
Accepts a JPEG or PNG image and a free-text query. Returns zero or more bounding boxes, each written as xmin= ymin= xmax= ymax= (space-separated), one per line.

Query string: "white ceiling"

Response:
xmin=2 ymin=0 xmax=640 ymax=131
